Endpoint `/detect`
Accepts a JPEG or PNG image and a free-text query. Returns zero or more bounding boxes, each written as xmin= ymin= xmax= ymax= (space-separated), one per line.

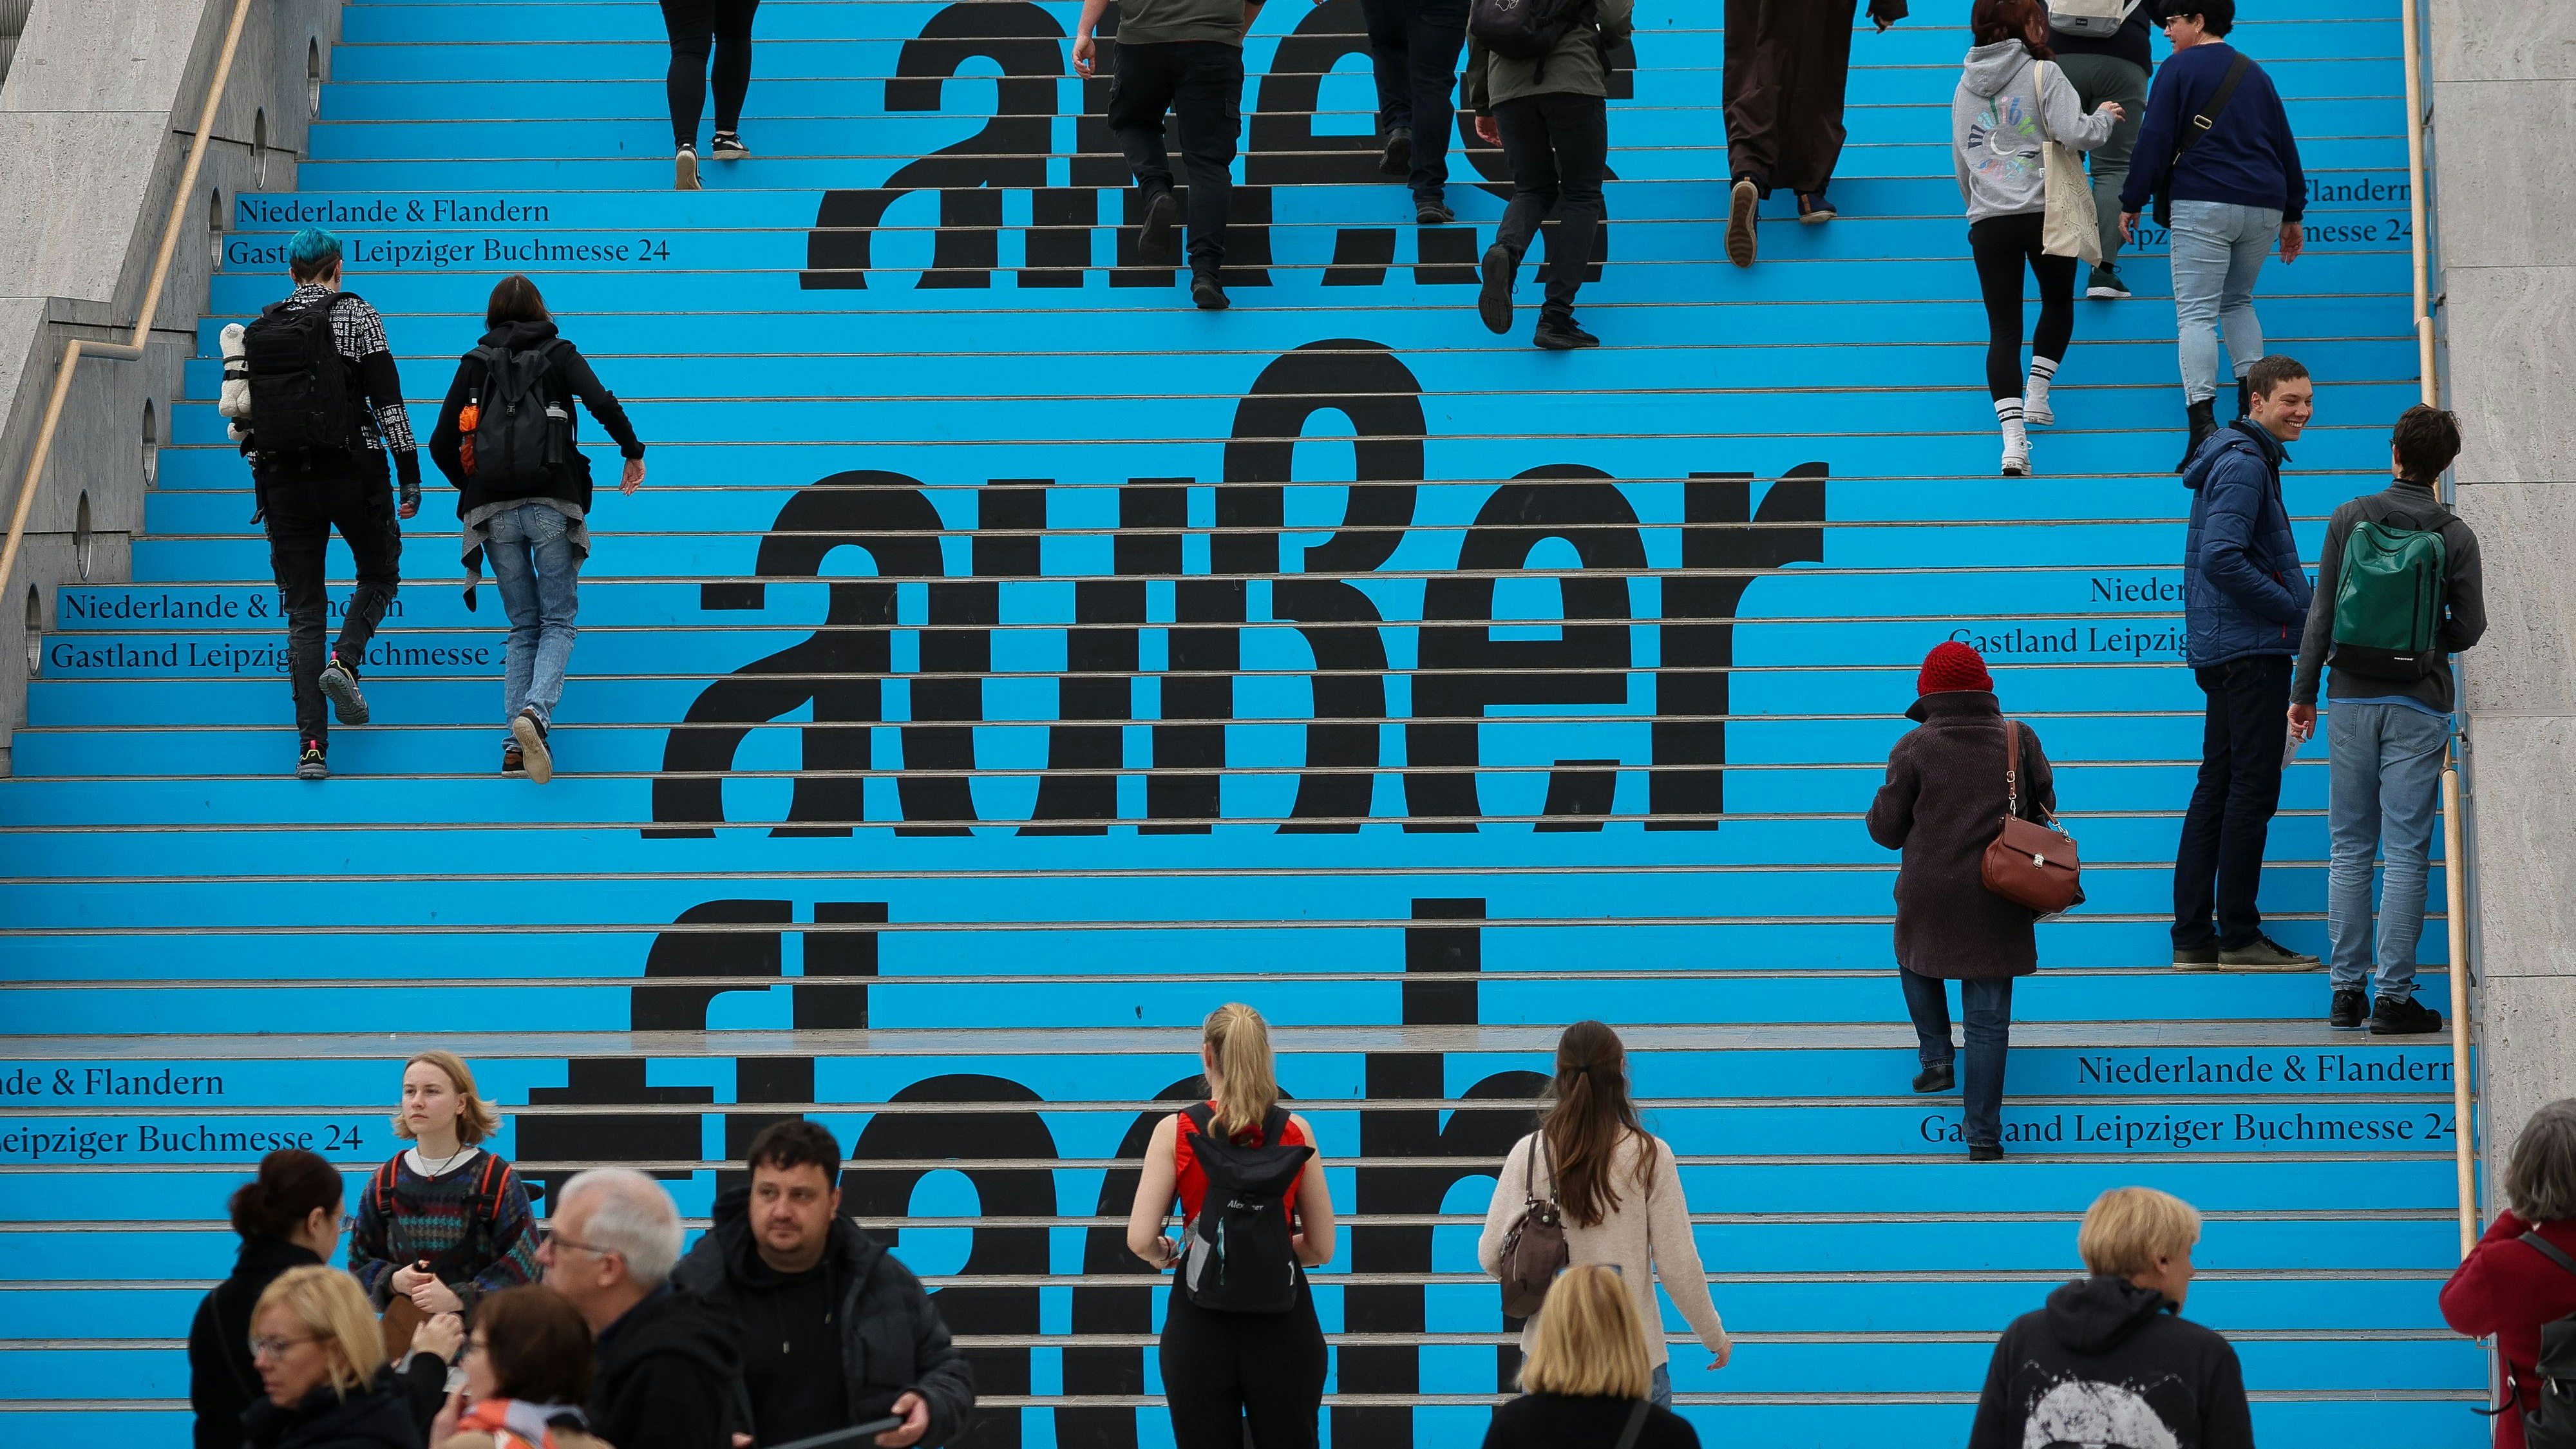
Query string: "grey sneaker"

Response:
xmin=1725 ymin=178 xmax=1759 ymax=267
xmin=511 ymin=708 xmax=553 ymax=784
xmin=318 ymin=656 xmax=369 ymax=725
xmin=295 ymin=740 xmax=328 ymax=781
xmin=2173 ymin=942 xmax=2221 ymax=971
xmin=2086 ymin=265 xmax=2131 ymax=299
xmin=2219 ymin=934 xmax=2322 ymax=971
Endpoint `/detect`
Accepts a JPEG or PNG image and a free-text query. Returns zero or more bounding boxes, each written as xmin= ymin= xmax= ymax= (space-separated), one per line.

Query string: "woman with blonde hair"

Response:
xmin=1484 ymin=1264 xmax=1700 ymax=1448
xmin=243 ymin=1264 xmax=424 ymax=1447
xmin=350 ymin=1052 xmax=542 ymax=1346
xmin=1480 ymin=1021 xmax=1729 ymax=1407
xmin=1125 ymin=1003 xmax=1336 ymax=1448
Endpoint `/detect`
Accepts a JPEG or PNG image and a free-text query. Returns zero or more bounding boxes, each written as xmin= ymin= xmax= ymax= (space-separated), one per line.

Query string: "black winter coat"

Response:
xmin=588 ymin=1285 xmax=744 ymax=1449
xmin=242 ymin=1372 xmax=425 ymax=1449
xmin=1865 ymin=689 xmax=2059 ymax=980
xmin=191 ymin=1236 xmax=326 ymax=1449
xmin=673 ymin=1188 xmax=978 ymax=1446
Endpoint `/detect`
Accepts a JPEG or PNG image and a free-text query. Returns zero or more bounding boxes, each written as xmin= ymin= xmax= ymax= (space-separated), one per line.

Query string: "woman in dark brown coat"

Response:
xmin=1866 ymin=641 xmax=2058 ymax=1162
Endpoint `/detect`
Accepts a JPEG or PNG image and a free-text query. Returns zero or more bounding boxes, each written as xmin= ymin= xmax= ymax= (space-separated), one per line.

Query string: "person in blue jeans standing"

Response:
xmin=428 ymin=275 xmax=647 ymax=783
xmin=2289 ymin=406 xmax=2486 ymax=1035
xmin=2116 ymin=0 xmax=2306 ymax=470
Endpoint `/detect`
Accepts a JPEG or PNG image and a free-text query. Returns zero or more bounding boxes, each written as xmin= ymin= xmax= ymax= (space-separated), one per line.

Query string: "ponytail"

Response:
xmin=1204 ymin=1003 xmax=1279 ymax=1135
xmin=229 ymin=1148 xmax=344 ymax=1242
xmin=1540 ymin=1021 xmax=1652 ymax=1229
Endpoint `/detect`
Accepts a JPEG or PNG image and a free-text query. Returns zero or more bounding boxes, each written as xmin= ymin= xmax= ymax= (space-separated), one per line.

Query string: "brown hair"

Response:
xmin=486 ymin=274 xmax=549 ymax=329
xmin=475 ymin=1285 xmax=595 ymax=1405
xmin=229 ymin=1149 xmax=345 ymax=1242
xmin=1969 ymin=0 xmax=2054 ymax=59
xmin=1517 ymin=1264 xmax=1653 ymax=1399
xmin=2391 ymin=404 xmax=2463 ymax=482
xmin=2246 ymin=354 xmax=2311 ymax=401
xmin=1204 ymin=1003 xmax=1280 ymax=1136
xmin=1540 ymin=1021 xmax=1653 ymax=1230
xmin=2508 ymin=1100 xmax=2576 ymax=1223
xmin=746 ymin=1118 xmax=843 ymax=1182
xmin=392 ymin=1050 xmax=503 ymax=1144
xmin=252 ymin=1265 xmax=386 ymax=1396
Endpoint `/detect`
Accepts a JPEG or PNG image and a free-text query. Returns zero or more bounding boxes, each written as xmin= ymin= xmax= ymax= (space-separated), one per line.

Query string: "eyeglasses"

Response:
xmin=545 ymin=1235 xmax=618 ymax=1260
xmin=248 ymin=1334 xmax=319 ymax=1361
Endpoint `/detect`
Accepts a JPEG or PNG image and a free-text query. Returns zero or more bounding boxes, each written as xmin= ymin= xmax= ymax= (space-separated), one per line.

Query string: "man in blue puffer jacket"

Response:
xmin=2172 ymin=353 xmax=2317 ymax=972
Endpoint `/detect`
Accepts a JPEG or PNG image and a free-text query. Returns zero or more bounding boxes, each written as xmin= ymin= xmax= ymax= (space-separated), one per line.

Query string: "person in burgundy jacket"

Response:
xmin=2443 ymin=1097 xmax=2576 ymax=1449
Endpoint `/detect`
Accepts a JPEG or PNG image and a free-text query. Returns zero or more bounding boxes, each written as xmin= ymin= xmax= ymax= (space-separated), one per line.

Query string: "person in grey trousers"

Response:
xmin=2044 ymin=0 xmax=2162 ymax=299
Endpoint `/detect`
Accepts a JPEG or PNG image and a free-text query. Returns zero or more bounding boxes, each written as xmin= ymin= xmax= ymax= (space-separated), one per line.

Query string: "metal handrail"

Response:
xmin=0 ymin=0 xmax=255 ymax=608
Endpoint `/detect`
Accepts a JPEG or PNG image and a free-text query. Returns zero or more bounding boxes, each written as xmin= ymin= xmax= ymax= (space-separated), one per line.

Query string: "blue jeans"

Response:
xmin=1650 ymin=1362 xmax=1671 ymax=1407
xmin=486 ymin=502 xmax=582 ymax=742
xmin=1900 ymin=968 xmax=2013 ymax=1148
xmin=2166 ymin=200 xmax=2280 ymax=404
xmin=2326 ymin=701 xmax=2451 ymax=1002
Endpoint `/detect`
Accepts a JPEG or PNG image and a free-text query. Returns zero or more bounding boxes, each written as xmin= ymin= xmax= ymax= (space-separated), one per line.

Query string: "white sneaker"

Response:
xmin=2024 ymin=390 xmax=2054 ymax=428
xmin=2001 ymin=440 xmax=2031 ymax=477
xmin=675 ymin=144 xmax=701 ymax=191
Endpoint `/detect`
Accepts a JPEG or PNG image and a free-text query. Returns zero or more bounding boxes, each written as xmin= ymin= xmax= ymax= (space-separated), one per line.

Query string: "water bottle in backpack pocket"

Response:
xmin=1176 ymin=1103 xmax=1312 ymax=1313
xmin=466 ymin=339 xmax=572 ymax=489
xmin=2330 ymin=514 xmax=2448 ymax=683
xmin=242 ymin=292 xmax=368 ymax=457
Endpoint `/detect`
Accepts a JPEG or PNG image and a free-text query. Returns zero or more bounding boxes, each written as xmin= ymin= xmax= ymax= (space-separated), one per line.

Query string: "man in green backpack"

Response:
xmin=2289 ymin=405 xmax=2486 ymax=1036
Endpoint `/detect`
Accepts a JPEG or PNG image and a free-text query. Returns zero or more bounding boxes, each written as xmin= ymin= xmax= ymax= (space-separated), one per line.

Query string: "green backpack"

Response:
xmin=2330 ymin=515 xmax=2448 ymax=682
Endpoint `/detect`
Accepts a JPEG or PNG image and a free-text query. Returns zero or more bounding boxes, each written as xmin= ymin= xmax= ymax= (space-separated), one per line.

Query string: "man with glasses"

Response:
xmin=540 ymin=1168 xmax=741 ymax=1449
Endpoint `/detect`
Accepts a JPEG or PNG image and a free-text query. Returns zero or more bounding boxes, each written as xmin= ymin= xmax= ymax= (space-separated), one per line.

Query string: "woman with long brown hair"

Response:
xmin=1479 ymin=1021 xmax=1728 ymax=1406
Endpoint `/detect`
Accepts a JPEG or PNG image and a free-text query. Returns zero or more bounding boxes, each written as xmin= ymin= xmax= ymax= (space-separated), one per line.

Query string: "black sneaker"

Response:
xmin=2219 ymin=934 xmax=2321 ymax=971
xmin=1414 ymin=193 xmax=1453 ymax=225
xmin=2173 ymin=942 xmax=2221 ymax=971
xmin=2086 ymin=265 xmax=2131 ymax=299
xmin=1533 ymin=317 xmax=1600 ymax=350
xmin=2329 ymin=989 xmax=2368 ymax=1030
xmin=512 ymin=707 xmax=553 ymax=784
xmin=1137 ymin=187 xmax=1179 ymax=265
xmin=2371 ymin=995 xmax=2444 ymax=1036
xmin=502 ymin=744 xmax=526 ymax=778
xmin=1912 ymin=1064 xmax=1955 ymax=1094
xmin=1967 ymin=1142 xmax=2004 ymax=1162
xmin=1191 ymin=273 xmax=1229 ymax=310
xmin=1477 ymin=245 xmax=1515 ymax=335
xmin=1380 ymin=127 xmax=1412 ymax=179
xmin=318 ymin=655 xmax=369 ymax=725
xmin=296 ymin=741 xmax=328 ymax=781
xmin=1795 ymin=190 xmax=1835 ymax=223
xmin=2175 ymin=397 xmax=2217 ymax=472
xmin=712 ymin=130 xmax=750 ymax=160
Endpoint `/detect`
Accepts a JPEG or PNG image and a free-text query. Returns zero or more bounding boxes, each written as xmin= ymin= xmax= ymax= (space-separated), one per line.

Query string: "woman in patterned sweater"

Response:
xmin=351 ymin=1051 xmax=544 ymax=1328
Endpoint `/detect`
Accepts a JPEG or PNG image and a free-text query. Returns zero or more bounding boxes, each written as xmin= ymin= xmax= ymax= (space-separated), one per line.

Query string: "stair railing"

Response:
xmin=0 ymin=0 xmax=256 ymax=603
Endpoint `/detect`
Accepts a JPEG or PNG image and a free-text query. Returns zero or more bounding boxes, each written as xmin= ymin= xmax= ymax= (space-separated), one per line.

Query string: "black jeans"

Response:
xmin=1493 ymin=92 xmax=1607 ymax=320
xmin=1902 ymin=968 xmax=2013 ymax=1149
xmin=2174 ymin=652 xmax=2292 ymax=949
xmin=1358 ymin=0 xmax=1470 ymax=194
xmin=660 ymin=0 xmax=759 ymax=147
xmin=1159 ymin=1274 xmax=1327 ymax=1448
xmin=260 ymin=453 xmax=402 ymax=748
xmin=1968 ymin=212 xmax=2079 ymax=401
xmin=1109 ymin=41 xmax=1246 ymax=279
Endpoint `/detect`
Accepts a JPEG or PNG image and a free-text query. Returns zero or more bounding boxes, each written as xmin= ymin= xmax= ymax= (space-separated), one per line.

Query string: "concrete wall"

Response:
xmin=0 ymin=0 xmax=341 ymax=771
xmin=2427 ymin=0 xmax=2576 ymax=1201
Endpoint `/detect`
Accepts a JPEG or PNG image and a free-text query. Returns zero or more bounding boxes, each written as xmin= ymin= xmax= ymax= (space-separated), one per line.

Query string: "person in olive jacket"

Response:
xmin=1867 ymin=641 xmax=2058 ymax=1162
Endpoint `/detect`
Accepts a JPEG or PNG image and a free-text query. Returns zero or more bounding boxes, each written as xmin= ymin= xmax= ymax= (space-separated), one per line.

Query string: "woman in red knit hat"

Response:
xmin=1865 ymin=641 xmax=2060 ymax=1160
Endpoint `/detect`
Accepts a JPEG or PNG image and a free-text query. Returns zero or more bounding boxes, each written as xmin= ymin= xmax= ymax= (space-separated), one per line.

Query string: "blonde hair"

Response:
xmin=392 ymin=1050 xmax=502 ymax=1144
xmin=1518 ymin=1264 xmax=1652 ymax=1399
xmin=2078 ymin=1187 xmax=2203 ymax=1278
xmin=1204 ymin=1003 xmax=1279 ymax=1135
xmin=252 ymin=1264 xmax=386 ymax=1395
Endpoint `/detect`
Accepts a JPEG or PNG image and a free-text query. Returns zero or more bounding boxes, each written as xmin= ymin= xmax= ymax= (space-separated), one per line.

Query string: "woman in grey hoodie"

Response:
xmin=1953 ymin=0 xmax=2123 ymax=476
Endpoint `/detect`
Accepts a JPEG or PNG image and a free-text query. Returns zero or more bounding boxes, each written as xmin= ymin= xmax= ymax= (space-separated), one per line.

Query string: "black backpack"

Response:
xmin=243 ymin=290 xmax=366 ymax=457
xmin=1468 ymin=0 xmax=1596 ymax=62
xmin=466 ymin=338 xmax=571 ymax=489
xmin=1177 ymin=1103 xmax=1312 ymax=1314
xmin=2501 ymin=1232 xmax=2576 ymax=1449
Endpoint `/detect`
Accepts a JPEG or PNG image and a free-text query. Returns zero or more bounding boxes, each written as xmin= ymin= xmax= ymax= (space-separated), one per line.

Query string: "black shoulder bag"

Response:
xmin=2154 ymin=52 xmax=2254 ymax=227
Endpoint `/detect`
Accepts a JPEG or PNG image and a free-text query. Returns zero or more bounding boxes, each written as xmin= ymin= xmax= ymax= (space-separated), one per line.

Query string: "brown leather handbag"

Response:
xmin=1980 ymin=719 xmax=2085 ymax=917
xmin=1497 ymin=1133 xmax=1568 ymax=1318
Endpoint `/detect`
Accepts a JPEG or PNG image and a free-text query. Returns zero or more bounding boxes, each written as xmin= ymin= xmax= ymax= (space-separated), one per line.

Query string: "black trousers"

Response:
xmin=1358 ymin=0 xmax=1470 ymax=194
xmin=1967 ymin=212 xmax=2079 ymax=401
xmin=1109 ymin=41 xmax=1247 ymax=278
xmin=660 ymin=0 xmax=759 ymax=147
xmin=259 ymin=453 xmax=401 ymax=748
xmin=2174 ymin=652 xmax=2292 ymax=949
xmin=1493 ymin=92 xmax=1607 ymax=319
xmin=1159 ymin=1276 xmax=1327 ymax=1448
xmin=1723 ymin=0 xmax=1857 ymax=195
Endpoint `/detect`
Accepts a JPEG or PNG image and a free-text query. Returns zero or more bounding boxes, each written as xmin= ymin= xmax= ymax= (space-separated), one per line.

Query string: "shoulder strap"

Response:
xmin=2002 ymin=719 xmax=2023 ymax=818
xmin=1611 ymin=1398 xmax=1652 ymax=1449
xmin=1260 ymin=1104 xmax=1292 ymax=1147
xmin=2523 ymin=1230 xmax=2576 ymax=1282
xmin=2029 ymin=62 xmax=2056 ymax=144
xmin=2175 ymin=52 xmax=2255 ymax=162
xmin=1180 ymin=1103 xmax=1215 ymax=1139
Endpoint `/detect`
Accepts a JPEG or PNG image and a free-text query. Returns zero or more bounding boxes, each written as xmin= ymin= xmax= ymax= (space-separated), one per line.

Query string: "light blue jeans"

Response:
xmin=1650 ymin=1361 xmax=1671 ymax=1407
xmin=2166 ymin=200 xmax=2280 ymax=404
xmin=2326 ymin=701 xmax=2452 ymax=1001
xmin=486 ymin=502 xmax=582 ymax=743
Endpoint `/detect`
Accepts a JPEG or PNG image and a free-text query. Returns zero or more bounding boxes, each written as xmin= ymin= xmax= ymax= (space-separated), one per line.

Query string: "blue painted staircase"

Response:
xmin=0 ymin=0 xmax=2481 ymax=1443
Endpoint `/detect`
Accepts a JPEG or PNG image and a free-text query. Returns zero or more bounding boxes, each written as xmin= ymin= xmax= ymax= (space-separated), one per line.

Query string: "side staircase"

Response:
xmin=0 ymin=1 xmax=2483 ymax=1443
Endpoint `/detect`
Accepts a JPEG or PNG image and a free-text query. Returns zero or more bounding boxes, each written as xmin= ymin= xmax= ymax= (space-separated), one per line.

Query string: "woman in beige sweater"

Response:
xmin=1478 ymin=1021 xmax=1731 ymax=1406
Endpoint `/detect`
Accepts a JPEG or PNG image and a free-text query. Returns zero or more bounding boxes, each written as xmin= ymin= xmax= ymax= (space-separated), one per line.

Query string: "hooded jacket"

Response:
xmin=1864 ymin=689 xmax=2058 ymax=981
xmin=587 ymin=1284 xmax=744 ymax=1449
xmin=426 ymin=321 xmax=643 ymax=515
xmin=243 ymin=1372 xmax=427 ymax=1449
xmin=191 ymin=1236 xmax=327 ymax=1449
xmin=2182 ymin=419 xmax=2313 ymax=667
xmin=1952 ymin=41 xmax=2117 ymax=223
xmin=672 ymin=1186 xmax=978 ymax=1447
xmin=1967 ymin=1276 xmax=2255 ymax=1449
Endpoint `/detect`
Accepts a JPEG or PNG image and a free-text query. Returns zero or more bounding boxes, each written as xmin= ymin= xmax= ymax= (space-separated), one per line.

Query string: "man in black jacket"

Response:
xmin=1969 ymin=1188 xmax=2254 ymax=1449
xmin=541 ymin=1168 xmax=743 ymax=1449
xmin=674 ymin=1120 xmax=976 ymax=1448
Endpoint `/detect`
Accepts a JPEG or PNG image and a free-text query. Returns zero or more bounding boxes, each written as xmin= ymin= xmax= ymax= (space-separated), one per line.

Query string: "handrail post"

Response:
xmin=2398 ymin=0 xmax=2436 ymax=406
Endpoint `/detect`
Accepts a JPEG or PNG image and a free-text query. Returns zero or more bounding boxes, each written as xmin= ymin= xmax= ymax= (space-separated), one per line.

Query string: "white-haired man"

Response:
xmin=541 ymin=1168 xmax=741 ymax=1449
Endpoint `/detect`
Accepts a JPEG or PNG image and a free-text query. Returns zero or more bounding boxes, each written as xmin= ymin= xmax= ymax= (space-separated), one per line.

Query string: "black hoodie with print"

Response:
xmin=1967 ymin=1276 xmax=2256 ymax=1449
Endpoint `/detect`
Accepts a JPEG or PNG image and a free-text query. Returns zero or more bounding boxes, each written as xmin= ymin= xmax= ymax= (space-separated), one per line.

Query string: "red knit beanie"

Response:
xmin=1917 ymin=641 xmax=1993 ymax=696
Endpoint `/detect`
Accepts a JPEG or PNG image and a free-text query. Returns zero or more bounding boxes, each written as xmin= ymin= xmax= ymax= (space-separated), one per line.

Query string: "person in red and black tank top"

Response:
xmin=1125 ymin=1004 xmax=1338 ymax=1449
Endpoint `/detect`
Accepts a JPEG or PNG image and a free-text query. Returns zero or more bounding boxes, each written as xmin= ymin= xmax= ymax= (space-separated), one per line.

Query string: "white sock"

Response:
xmin=2026 ymin=356 xmax=2058 ymax=412
xmin=1995 ymin=397 xmax=2027 ymax=450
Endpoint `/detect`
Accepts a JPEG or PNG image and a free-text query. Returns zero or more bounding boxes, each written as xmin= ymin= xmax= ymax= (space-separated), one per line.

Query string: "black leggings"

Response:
xmin=660 ymin=0 xmax=758 ymax=148
xmin=1968 ymin=211 xmax=2078 ymax=401
xmin=1159 ymin=1276 xmax=1328 ymax=1448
